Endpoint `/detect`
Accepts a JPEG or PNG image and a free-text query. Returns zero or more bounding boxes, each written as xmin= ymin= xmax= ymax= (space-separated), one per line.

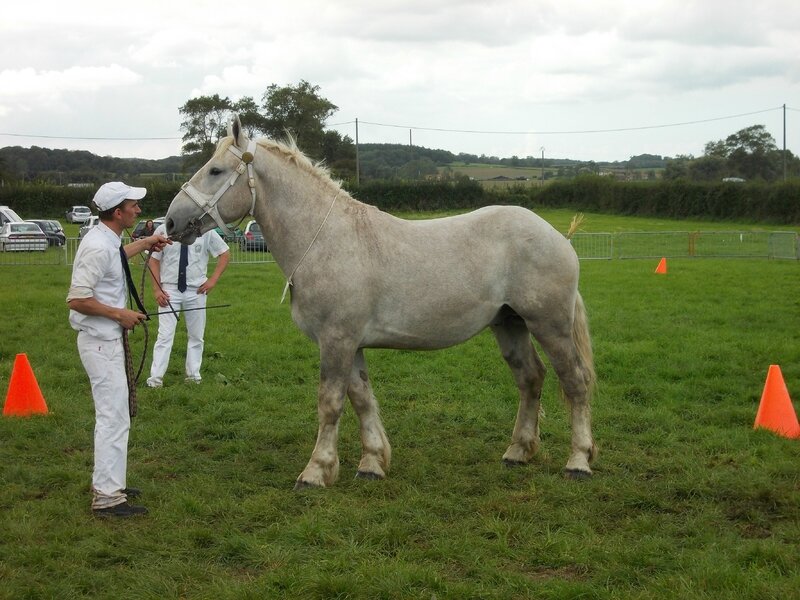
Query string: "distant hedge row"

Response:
xmin=2 ymin=177 xmax=798 ymax=224
xmin=0 ymin=182 xmax=181 ymax=219
xmin=347 ymin=177 xmax=800 ymax=224
xmin=533 ymin=177 xmax=800 ymax=224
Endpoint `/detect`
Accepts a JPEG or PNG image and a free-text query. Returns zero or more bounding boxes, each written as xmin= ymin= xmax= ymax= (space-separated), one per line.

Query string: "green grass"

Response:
xmin=1 ymin=211 xmax=799 ymax=598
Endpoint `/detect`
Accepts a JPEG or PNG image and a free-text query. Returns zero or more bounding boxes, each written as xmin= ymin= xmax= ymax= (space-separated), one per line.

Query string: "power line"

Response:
xmin=0 ymin=132 xmax=181 ymax=141
xmin=351 ymin=106 xmax=785 ymax=135
xmin=1 ymin=105 xmax=793 ymax=142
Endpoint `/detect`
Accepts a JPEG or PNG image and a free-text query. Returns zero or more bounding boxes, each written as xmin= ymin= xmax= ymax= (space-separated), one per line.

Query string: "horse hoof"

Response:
xmin=503 ymin=458 xmax=527 ymax=468
xmin=294 ymin=479 xmax=323 ymax=491
xmin=563 ymin=468 xmax=592 ymax=481
xmin=355 ymin=470 xmax=384 ymax=480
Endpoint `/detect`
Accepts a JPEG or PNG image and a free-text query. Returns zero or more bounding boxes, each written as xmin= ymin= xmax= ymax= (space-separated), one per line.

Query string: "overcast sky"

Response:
xmin=1 ymin=0 xmax=798 ymax=163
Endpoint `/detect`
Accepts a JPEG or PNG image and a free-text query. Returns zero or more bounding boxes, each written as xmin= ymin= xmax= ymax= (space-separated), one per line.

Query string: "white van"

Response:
xmin=0 ymin=206 xmax=24 ymax=226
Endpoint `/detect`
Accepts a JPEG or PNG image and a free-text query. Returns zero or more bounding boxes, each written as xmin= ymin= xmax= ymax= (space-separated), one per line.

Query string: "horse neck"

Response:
xmin=253 ymin=150 xmax=351 ymax=273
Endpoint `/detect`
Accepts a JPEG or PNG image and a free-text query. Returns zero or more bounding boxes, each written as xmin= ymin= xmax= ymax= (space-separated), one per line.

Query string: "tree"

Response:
xmin=177 ymin=81 xmax=356 ymax=178
xmin=231 ymin=96 xmax=266 ymax=138
xmin=261 ymin=80 xmax=339 ymax=161
xmin=178 ymin=94 xmax=232 ymax=168
xmin=703 ymin=124 xmax=781 ymax=181
xmin=397 ymin=157 xmax=438 ymax=180
xmin=688 ymin=155 xmax=727 ymax=181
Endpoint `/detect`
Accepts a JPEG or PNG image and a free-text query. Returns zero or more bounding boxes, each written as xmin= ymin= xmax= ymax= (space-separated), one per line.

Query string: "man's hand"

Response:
xmin=154 ymin=289 xmax=171 ymax=307
xmin=148 ymin=234 xmax=171 ymax=253
xmin=116 ymin=308 xmax=147 ymax=330
xmin=197 ymin=277 xmax=218 ymax=295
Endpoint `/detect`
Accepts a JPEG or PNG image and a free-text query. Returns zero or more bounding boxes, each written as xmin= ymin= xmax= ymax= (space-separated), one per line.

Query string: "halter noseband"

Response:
xmin=180 ymin=139 xmax=258 ymax=237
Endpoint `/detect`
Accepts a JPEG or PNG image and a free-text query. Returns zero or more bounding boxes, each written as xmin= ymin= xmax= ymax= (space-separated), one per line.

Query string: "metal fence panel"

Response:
xmin=767 ymin=232 xmax=799 ymax=260
xmin=611 ymin=231 xmax=798 ymax=260
xmin=692 ymin=231 xmax=782 ymax=258
xmin=0 ymin=244 xmax=67 ymax=266
xmin=570 ymin=233 xmax=613 ymax=260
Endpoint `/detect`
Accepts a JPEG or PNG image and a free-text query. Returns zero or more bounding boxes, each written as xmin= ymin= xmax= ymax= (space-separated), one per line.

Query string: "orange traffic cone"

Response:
xmin=3 ymin=353 xmax=48 ymax=416
xmin=753 ymin=365 xmax=800 ymax=439
xmin=654 ymin=258 xmax=667 ymax=274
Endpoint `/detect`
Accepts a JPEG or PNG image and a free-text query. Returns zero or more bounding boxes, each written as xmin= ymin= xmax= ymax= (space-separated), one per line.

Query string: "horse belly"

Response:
xmin=362 ymin=298 xmax=498 ymax=350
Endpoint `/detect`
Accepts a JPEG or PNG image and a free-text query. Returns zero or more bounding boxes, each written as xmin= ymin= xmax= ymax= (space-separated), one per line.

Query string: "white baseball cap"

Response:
xmin=92 ymin=181 xmax=147 ymax=211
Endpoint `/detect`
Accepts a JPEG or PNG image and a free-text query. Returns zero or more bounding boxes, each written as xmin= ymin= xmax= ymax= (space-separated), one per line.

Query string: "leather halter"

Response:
xmin=179 ymin=140 xmax=258 ymax=237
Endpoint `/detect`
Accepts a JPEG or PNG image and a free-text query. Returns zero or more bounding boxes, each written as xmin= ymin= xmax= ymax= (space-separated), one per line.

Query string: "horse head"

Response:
xmin=165 ymin=115 xmax=257 ymax=244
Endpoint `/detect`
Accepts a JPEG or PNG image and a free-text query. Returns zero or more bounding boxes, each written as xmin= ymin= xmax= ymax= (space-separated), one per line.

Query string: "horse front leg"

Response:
xmin=348 ymin=350 xmax=391 ymax=480
xmin=294 ymin=344 xmax=355 ymax=490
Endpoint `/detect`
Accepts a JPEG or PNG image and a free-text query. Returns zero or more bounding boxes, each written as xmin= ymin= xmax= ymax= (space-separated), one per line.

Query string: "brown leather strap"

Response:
xmin=122 ymin=329 xmax=137 ymax=418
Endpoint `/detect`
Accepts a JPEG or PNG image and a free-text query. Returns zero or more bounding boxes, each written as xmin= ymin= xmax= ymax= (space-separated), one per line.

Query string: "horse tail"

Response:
xmin=565 ymin=212 xmax=585 ymax=239
xmin=572 ymin=292 xmax=596 ymax=398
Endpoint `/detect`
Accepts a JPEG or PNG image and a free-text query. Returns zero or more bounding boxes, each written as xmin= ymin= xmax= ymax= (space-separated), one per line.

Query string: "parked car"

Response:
xmin=239 ymin=220 xmax=267 ymax=251
xmin=0 ymin=222 xmax=48 ymax=252
xmin=214 ymin=224 xmax=244 ymax=244
xmin=28 ymin=219 xmax=66 ymax=247
xmin=79 ymin=216 xmax=101 ymax=240
xmin=0 ymin=205 xmax=24 ymax=226
xmin=66 ymin=205 xmax=92 ymax=224
xmin=132 ymin=217 xmax=165 ymax=239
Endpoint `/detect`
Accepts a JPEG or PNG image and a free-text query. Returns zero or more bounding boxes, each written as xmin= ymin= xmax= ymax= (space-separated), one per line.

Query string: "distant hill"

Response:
xmin=0 ymin=146 xmax=186 ymax=183
xmin=0 ymin=143 xmax=667 ymax=184
xmin=357 ymin=143 xmax=666 ymax=179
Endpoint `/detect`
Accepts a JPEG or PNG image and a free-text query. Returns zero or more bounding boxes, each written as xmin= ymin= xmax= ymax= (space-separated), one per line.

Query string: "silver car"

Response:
xmin=79 ymin=216 xmax=101 ymax=240
xmin=0 ymin=222 xmax=48 ymax=252
xmin=66 ymin=205 xmax=92 ymax=224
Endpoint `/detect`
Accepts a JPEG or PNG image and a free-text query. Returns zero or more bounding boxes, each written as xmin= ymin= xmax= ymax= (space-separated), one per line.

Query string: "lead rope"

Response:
xmin=135 ymin=250 xmax=152 ymax=387
xmin=281 ymin=191 xmax=340 ymax=304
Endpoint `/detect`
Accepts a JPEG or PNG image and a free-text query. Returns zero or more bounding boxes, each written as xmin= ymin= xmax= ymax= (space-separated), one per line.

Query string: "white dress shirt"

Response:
xmin=150 ymin=225 xmax=229 ymax=287
xmin=67 ymin=222 xmax=126 ymax=340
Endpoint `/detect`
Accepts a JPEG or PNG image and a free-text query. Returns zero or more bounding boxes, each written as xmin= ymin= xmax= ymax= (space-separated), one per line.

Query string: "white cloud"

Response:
xmin=0 ymin=65 xmax=141 ymax=105
xmin=0 ymin=0 xmax=799 ymax=161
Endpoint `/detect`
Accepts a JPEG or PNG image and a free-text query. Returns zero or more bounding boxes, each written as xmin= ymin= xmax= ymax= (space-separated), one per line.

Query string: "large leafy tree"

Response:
xmin=231 ymin=96 xmax=265 ymax=138
xmin=178 ymin=81 xmax=355 ymax=178
xmin=666 ymin=124 xmax=799 ymax=181
xmin=261 ymin=80 xmax=340 ymax=161
xmin=704 ymin=124 xmax=783 ymax=181
xmin=178 ymin=94 xmax=232 ymax=168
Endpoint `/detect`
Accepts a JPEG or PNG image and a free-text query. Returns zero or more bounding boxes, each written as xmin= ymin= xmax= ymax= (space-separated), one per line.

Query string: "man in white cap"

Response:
xmin=67 ymin=181 xmax=170 ymax=517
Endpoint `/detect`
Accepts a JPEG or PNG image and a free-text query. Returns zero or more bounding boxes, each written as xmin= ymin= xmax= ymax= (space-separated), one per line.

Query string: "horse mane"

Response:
xmin=220 ymin=135 xmax=341 ymax=191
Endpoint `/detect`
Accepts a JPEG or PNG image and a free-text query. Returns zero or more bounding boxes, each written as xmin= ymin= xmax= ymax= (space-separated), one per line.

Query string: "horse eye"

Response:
xmin=209 ymin=167 xmax=223 ymax=176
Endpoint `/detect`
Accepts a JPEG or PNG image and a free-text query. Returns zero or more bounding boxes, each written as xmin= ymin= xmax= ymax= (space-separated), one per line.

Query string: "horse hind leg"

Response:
xmin=347 ymin=350 xmax=391 ymax=480
xmin=527 ymin=296 xmax=596 ymax=479
xmin=491 ymin=314 xmax=547 ymax=466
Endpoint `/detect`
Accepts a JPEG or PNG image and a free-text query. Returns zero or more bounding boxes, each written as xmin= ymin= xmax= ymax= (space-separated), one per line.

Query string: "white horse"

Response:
xmin=165 ymin=116 xmax=597 ymax=489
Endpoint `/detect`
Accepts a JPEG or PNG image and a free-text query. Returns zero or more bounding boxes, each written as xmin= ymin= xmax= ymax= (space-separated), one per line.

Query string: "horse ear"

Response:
xmin=228 ymin=114 xmax=247 ymax=148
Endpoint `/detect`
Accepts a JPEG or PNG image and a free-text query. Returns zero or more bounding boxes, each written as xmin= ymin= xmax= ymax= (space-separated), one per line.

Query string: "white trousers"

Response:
xmin=148 ymin=285 xmax=207 ymax=383
xmin=77 ymin=331 xmax=130 ymax=509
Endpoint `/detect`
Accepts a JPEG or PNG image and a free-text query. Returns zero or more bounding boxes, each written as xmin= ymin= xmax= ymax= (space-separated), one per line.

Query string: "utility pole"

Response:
xmin=783 ymin=104 xmax=787 ymax=182
xmin=540 ymin=147 xmax=545 ymax=187
xmin=355 ymin=118 xmax=360 ymax=185
xmin=409 ymin=129 xmax=412 ymax=147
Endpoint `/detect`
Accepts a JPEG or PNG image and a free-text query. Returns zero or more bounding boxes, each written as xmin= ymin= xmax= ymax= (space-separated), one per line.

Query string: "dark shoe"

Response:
xmin=92 ymin=501 xmax=148 ymax=517
xmin=123 ymin=487 xmax=141 ymax=498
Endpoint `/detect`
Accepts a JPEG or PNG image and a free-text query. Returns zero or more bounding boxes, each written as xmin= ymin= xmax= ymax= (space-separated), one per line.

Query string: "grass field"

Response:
xmin=1 ymin=210 xmax=799 ymax=598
